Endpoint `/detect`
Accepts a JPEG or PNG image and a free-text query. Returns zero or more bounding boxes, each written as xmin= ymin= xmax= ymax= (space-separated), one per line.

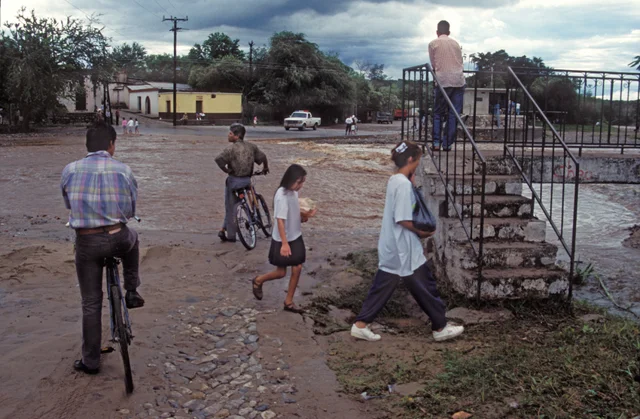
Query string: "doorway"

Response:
xmin=195 ymin=100 xmax=203 ymax=115
xmin=145 ymin=96 xmax=151 ymax=114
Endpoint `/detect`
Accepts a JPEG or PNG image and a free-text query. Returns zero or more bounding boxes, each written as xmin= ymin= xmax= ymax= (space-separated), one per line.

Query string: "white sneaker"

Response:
xmin=351 ymin=324 xmax=381 ymax=342
xmin=433 ymin=324 xmax=464 ymax=342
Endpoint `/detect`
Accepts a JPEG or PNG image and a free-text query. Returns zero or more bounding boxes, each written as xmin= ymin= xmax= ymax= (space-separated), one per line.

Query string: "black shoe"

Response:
xmin=125 ymin=290 xmax=145 ymax=309
xmin=74 ymin=359 xmax=99 ymax=375
xmin=218 ymin=230 xmax=228 ymax=242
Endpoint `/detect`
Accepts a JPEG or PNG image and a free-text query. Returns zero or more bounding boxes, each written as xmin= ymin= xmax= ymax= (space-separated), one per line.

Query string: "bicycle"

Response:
xmin=105 ymin=255 xmax=134 ymax=394
xmin=234 ymin=171 xmax=272 ymax=250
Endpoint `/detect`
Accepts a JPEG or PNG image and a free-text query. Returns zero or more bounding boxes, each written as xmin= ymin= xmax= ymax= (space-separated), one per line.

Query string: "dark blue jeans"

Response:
xmin=355 ymin=263 xmax=447 ymax=331
xmin=433 ymin=85 xmax=465 ymax=149
xmin=223 ymin=175 xmax=251 ymax=239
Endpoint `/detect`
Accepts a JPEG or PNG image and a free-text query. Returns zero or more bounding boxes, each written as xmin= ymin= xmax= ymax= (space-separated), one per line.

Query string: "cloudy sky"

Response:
xmin=2 ymin=0 xmax=639 ymax=78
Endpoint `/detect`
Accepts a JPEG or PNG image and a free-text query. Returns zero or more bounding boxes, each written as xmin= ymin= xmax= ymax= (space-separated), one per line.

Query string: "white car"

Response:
xmin=284 ymin=111 xmax=321 ymax=131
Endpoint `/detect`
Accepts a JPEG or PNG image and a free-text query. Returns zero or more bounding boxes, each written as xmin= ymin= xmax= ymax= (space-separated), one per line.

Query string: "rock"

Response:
xmin=191 ymin=391 xmax=206 ymax=400
xmin=282 ymin=393 xmax=297 ymax=404
xmin=215 ymin=409 xmax=230 ymax=418
xmin=239 ymin=408 xmax=253 ymax=416
xmin=248 ymin=412 xmax=259 ymax=419
xmin=245 ymin=335 xmax=259 ymax=344
xmin=168 ymin=399 xmax=180 ymax=409
xmin=215 ymin=340 xmax=227 ymax=349
xmin=579 ymin=314 xmax=605 ymax=323
xmin=245 ymin=343 xmax=259 ymax=354
xmin=117 ymin=409 xmax=130 ymax=415
xmin=452 ymin=412 xmax=472 ymax=419
xmin=226 ymin=398 xmax=245 ymax=409
xmin=202 ymin=403 xmax=223 ymax=416
xmin=446 ymin=307 xmax=513 ymax=325
xmin=170 ymin=391 xmax=184 ymax=400
xmin=143 ymin=403 xmax=154 ymax=410
xmin=221 ymin=309 xmax=238 ymax=317
xmin=164 ymin=362 xmax=177 ymax=372
xmin=194 ymin=354 xmax=218 ymax=365
xmin=257 ymin=386 xmax=267 ymax=394
xmin=255 ymin=404 xmax=269 ymax=412
xmin=179 ymin=387 xmax=193 ymax=395
xmin=183 ymin=399 xmax=205 ymax=411
xmin=260 ymin=411 xmax=276 ymax=419
xmin=390 ymin=381 xmax=423 ymax=396
xmin=249 ymin=400 xmax=257 ymax=407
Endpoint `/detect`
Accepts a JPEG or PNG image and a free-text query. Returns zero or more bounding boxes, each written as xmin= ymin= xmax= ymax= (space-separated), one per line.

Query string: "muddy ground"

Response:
xmin=1 ymin=122 xmax=639 ymax=418
xmin=0 ymin=124 xmax=403 ymax=419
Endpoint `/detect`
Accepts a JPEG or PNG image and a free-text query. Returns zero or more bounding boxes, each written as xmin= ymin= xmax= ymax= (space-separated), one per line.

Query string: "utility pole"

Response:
xmin=163 ymin=15 xmax=188 ymax=126
xmin=248 ymin=41 xmax=254 ymax=78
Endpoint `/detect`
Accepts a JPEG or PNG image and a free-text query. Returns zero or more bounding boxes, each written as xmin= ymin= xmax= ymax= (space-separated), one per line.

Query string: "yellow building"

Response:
xmin=158 ymin=91 xmax=242 ymax=121
xmin=126 ymin=82 xmax=242 ymax=122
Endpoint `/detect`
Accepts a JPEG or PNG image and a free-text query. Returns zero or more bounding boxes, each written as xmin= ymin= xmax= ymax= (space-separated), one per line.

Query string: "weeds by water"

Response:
xmin=317 ymin=249 xmax=640 ymax=418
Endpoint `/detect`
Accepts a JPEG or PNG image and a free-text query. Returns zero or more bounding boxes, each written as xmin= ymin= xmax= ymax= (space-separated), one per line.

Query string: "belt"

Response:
xmin=76 ymin=223 xmax=124 ymax=236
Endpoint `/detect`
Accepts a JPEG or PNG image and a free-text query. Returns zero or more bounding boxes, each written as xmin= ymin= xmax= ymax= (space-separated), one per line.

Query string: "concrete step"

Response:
xmin=447 ymin=194 xmax=532 ymax=218
xmin=444 ymin=217 xmax=547 ymax=243
xmin=425 ymin=173 xmax=522 ymax=196
xmin=454 ymin=241 xmax=558 ymax=269
xmin=455 ymin=267 xmax=568 ymax=299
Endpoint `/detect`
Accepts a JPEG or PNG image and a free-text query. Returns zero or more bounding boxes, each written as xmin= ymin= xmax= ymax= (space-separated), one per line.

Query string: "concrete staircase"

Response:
xmin=420 ymin=154 xmax=570 ymax=299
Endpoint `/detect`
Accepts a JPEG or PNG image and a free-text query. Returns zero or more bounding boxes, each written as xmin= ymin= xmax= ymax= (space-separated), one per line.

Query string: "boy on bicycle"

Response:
xmin=61 ymin=121 xmax=145 ymax=375
xmin=215 ymin=123 xmax=269 ymax=242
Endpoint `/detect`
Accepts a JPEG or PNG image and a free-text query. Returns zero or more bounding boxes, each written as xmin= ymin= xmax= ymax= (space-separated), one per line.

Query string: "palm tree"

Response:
xmin=629 ymin=55 xmax=640 ymax=71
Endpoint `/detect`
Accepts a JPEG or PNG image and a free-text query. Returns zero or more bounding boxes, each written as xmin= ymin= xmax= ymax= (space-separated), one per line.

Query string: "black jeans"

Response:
xmin=75 ymin=225 xmax=140 ymax=369
xmin=223 ymin=175 xmax=251 ymax=239
xmin=355 ymin=263 xmax=447 ymax=330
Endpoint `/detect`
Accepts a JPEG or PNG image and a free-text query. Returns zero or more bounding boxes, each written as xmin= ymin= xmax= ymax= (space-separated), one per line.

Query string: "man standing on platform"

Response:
xmin=429 ymin=20 xmax=465 ymax=152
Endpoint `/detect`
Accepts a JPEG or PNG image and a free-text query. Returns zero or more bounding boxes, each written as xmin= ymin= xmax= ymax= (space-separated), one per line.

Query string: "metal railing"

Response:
xmin=401 ymin=63 xmax=488 ymax=301
xmin=505 ymin=67 xmax=579 ymax=299
xmin=463 ymin=68 xmax=640 ymax=154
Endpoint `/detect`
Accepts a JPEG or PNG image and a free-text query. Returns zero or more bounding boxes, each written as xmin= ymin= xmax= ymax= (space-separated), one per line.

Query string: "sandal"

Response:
xmin=283 ymin=303 xmax=305 ymax=314
xmin=252 ymin=277 xmax=263 ymax=301
xmin=218 ymin=230 xmax=228 ymax=242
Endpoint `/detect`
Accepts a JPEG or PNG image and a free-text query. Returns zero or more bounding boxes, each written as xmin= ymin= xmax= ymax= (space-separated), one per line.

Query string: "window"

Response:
xmin=476 ymin=97 xmax=484 ymax=102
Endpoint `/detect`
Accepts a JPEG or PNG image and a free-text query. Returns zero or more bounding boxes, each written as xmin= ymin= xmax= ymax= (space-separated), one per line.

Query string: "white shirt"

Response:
xmin=428 ymin=34 xmax=465 ymax=88
xmin=127 ymin=120 xmax=134 ymax=127
xmin=345 ymin=117 xmax=353 ymax=124
xmin=135 ymin=121 xmax=139 ymax=127
xmin=377 ymin=174 xmax=426 ymax=276
xmin=272 ymin=187 xmax=302 ymax=243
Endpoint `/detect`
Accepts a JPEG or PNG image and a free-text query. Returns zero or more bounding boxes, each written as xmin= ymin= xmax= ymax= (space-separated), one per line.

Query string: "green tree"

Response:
xmin=111 ymin=42 xmax=147 ymax=78
xmin=469 ymin=50 xmax=547 ymax=88
xmin=188 ymin=32 xmax=245 ymax=62
xmin=629 ymin=55 xmax=640 ymax=71
xmin=4 ymin=9 xmax=109 ymax=129
xmin=251 ymin=31 xmax=354 ymax=120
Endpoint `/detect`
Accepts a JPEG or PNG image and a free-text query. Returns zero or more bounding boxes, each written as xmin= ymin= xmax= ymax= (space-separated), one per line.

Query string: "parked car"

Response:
xmin=284 ymin=110 xmax=321 ymax=131
xmin=376 ymin=111 xmax=393 ymax=124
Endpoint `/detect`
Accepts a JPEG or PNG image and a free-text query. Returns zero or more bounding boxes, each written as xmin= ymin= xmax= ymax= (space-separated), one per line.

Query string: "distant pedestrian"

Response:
xmin=494 ymin=103 xmax=501 ymax=128
xmin=253 ymin=116 xmax=258 ymax=127
xmin=134 ymin=118 xmax=140 ymax=135
xmin=0 ymin=107 xmax=4 ymax=125
xmin=515 ymin=102 xmax=521 ymax=116
xmin=345 ymin=116 xmax=353 ymax=135
xmin=127 ymin=117 xmax=134 ymax=135
xmin=115 ymin=109 xmax=120 ymax=125
xmin=105 ymin=108 xmax=112 ymax=125
xmin=351 ymin=141 xmax=463 ymax=342
xmin=251 ymin=164 xmax=316 ymax=314
xmin=121 ymin=117 xmax=127 ymax=135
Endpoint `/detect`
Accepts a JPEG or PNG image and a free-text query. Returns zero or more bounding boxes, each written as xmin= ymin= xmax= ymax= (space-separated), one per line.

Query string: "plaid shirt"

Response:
xmin=428 ymin=34 xmax=465 ymax=88
xmin=61 ymin=151 xmax=138 ymax=229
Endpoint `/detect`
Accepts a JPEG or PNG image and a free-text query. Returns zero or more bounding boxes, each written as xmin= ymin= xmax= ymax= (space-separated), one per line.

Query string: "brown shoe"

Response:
xmin=283 ymin=303 xmax=305 ymax=314
xmin=252 ymin=277 xmax=263 ymax=300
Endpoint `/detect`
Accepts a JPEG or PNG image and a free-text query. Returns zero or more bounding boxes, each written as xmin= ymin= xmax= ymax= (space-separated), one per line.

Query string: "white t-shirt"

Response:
xmin=127 ymin=120 xmax=134 ymax=127
xmin=345 ymin=117 xmax=353 ymax=124
xmin=135 ymin=120 xmax=139 ymax=127
xmin=377 ymin=174 xmax=426 ymax=276
xmin=272 ymin=187 xmax=302 ymax=243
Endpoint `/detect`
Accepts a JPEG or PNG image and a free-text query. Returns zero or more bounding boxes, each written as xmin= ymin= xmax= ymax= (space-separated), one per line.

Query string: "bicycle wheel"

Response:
xmin=255 ymin=194 xmax=272 ymax=238
xmin=110 ymin=284 xmax=134 ymax=394
xmin=235 ymin=203 xmax=256 ymax=250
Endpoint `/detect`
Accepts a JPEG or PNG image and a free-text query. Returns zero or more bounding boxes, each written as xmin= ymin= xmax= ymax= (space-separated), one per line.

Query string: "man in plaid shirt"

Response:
xmin=61 ymin=121 xmax=145 ymax=375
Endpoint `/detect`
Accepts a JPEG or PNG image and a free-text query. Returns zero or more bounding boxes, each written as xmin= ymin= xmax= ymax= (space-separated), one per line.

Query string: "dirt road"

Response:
xmin=0 ymin=126 xmax=398 ymax=419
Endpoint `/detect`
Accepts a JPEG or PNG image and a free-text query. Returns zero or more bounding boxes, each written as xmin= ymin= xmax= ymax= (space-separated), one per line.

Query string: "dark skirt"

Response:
xmin=268 ymin=236 xmax=306 ymax=267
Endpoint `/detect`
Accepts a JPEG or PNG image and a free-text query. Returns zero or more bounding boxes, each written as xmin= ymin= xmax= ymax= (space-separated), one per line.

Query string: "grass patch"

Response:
xmin=319 ymin=249 xmax=640 ymax=418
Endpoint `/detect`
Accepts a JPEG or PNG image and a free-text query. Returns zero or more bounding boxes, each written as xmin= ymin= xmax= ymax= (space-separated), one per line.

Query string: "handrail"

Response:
xmin=402 ymin=62 xmax=487 ymax=300
xmin=506 ymin=66 xmax=580 ymax=299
